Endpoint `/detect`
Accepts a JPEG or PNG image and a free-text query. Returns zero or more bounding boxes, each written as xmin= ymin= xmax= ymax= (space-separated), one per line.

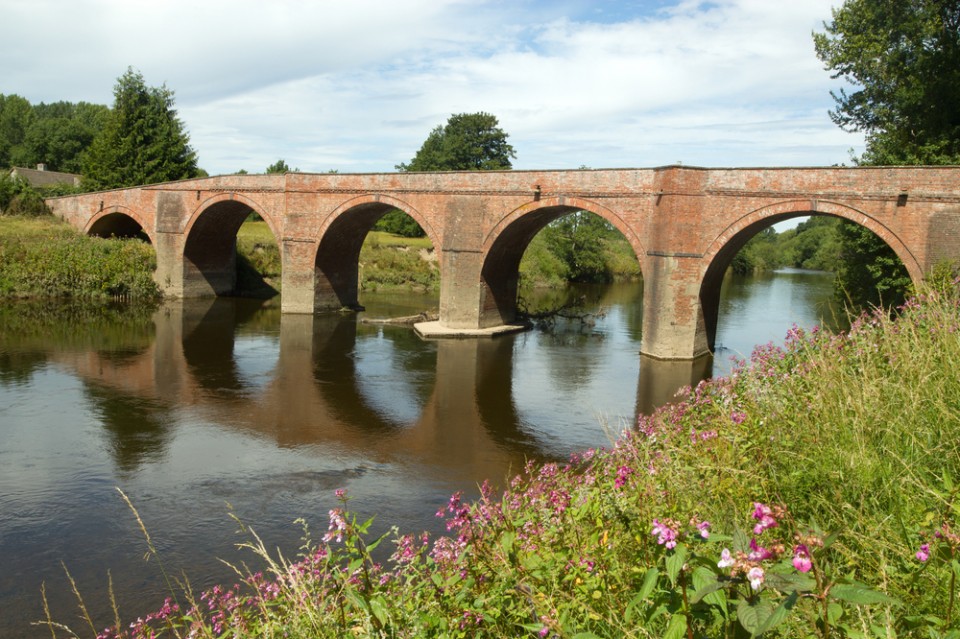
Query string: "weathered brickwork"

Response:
xmin=46 ymin=166 xmax=960 ymax=359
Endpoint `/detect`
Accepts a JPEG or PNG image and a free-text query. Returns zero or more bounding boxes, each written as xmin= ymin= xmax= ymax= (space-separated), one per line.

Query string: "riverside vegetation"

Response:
xmin=36 ymin=275 xmax=960 ymax=637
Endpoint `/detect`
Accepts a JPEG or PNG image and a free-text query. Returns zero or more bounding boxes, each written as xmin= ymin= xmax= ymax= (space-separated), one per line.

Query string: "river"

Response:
xmin=0 ymin=269 xmax=842 ymax=637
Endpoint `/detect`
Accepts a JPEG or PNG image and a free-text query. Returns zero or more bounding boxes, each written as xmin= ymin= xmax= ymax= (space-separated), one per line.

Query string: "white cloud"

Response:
xmin=0 ymin=0 xmax=861 ymax=174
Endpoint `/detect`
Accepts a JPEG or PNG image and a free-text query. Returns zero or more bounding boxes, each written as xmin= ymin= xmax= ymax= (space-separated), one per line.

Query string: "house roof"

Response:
xmin=9 ymin=166 xmax=82 ymax=187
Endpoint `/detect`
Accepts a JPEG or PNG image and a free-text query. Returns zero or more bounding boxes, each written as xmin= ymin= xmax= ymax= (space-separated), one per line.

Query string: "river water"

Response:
xmin=0 ymin=270 xmax=841 ymax=637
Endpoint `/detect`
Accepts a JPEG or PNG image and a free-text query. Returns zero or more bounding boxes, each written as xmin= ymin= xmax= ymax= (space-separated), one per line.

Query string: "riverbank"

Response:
xmin=49 ymin=280 xmax=960 ymax=638
xmin=0 ymin=216 xmax=160 ymax=301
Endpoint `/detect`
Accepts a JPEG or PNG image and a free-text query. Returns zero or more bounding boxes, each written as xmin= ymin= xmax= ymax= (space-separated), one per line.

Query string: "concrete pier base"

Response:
xmin=414 ymin=320 xmax=530 ymax=339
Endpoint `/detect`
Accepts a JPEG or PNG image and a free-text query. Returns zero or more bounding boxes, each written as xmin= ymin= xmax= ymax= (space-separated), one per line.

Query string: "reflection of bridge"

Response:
xmin=50 ymin=300 xmax=708 ymax=475
xmin=47 ymin=166 xmax=960 ymax=359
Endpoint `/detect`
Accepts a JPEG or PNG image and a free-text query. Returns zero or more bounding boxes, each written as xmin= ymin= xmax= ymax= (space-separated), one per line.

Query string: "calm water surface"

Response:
xmin=0 ymin=271 xmax=841 ymax=636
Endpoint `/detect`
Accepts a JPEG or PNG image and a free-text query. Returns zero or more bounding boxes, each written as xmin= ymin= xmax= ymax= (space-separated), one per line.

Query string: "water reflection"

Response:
xmin=0 ymin=272 xmax=843 ymax=637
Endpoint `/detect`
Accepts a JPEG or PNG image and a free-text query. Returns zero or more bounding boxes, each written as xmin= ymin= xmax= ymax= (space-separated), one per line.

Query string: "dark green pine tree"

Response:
xmin=83 ymin=68 xmax=200 ymax=190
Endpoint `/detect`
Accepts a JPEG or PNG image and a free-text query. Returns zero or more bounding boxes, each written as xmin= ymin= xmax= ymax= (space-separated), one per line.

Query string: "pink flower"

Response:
xmin=792 ymin=544 xmax=813 ymax=573
xmin=697 ymin=520 xmax=711 ymax=539
xmin=651 ymin=519 xmax=678 ymax=549
xmin=916 ymin=543 xmax=930 ymax=562
xmin=717 ymin=548 xmax=735 ymax=568
xmin=752 ymin=502 xmax=778 ymax=534
xmin=748 ymin=537 xmax=773 ymax=561
xmin=747 ymin=566 xmax=765 ymax=591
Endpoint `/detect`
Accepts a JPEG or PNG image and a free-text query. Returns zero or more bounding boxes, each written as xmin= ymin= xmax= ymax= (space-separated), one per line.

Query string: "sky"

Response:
xmin=1 ymin=0 xmax=864 ymax=176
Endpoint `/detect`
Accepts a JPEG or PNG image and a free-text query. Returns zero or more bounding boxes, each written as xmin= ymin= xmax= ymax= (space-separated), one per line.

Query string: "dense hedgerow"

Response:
xmin=0 ymin=216 xmax=161 ymax=301
xmin=48 ymin=281 xmax=960 ymax=638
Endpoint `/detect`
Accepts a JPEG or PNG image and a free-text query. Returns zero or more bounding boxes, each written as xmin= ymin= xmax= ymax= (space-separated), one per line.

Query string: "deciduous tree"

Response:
xmin=814 ymin=0 xmax=960 ymax=165
xmin=396 ymin=112 xmax=516 ymax=171
xmin=813 ymin=0 xmax=953 ymax=307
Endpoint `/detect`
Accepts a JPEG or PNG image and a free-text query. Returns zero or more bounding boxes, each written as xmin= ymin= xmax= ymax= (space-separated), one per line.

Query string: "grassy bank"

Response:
xmin=0 ymin=216 xmax=161 ymax=301
xmin=49 ymin=281 xmax=960 ymax=638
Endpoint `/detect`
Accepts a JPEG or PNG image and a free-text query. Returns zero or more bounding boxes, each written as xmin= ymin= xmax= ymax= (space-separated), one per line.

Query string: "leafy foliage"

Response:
xmin=814 ymin=0 xmax=960 ymax=165
xmin=374 ymin=209 xmax=426 ymax=237
xmin=265 ymin=159 xmax=298 ymax=174
xmin=835 ymin=220 xmax=912 ymax=308
xmin=396 ymin=112 xmax=516 ymax=171
xmin=0 ymin=94 xmax=109 ymax=173
xmin=0 ymin=216 xmax=160 ymax=300
xmin=82 ymin=68 xmax=200 ymax=190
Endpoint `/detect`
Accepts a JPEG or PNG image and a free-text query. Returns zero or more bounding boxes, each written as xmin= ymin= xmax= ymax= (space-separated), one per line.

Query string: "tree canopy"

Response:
xmin=396 ymin=112 xmax=516 ymax=171
xmin=82 ymin=68 xmax=200 ymax=190
xmin=814 ymin=0 xmax=960 ymax=165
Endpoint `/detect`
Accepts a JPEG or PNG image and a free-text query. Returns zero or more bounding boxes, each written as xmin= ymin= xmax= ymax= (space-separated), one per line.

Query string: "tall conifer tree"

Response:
xmin=83 ymin=68 xmax=199 ymax=190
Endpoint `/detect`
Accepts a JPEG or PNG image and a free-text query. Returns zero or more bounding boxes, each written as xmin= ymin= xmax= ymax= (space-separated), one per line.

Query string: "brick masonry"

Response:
xmin=46 ymin=166 xmax=960 ymax=359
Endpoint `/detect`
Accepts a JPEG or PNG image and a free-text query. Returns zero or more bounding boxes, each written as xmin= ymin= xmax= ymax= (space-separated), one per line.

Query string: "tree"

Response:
xmin=814 ymin=0 xmax=960 ymax=165
xmin=0 ymin=94 xmax=34 ymax=168
xmin=265 ymin=159 xmax=298 ymax=174
xmin=396 ymin=112 xmax=516 ymax=171
xmin=813 ymin=0 xmax=954 ymax=308
xmin=378 ymin=112 xmax=516 ymax=237
xmin=835 ymin=219 xmax=912 ymax=308
xmin=82 ymin=68 xmax=200 ymax=190
xmin=541 ymin=212 xmax=617 ymax=283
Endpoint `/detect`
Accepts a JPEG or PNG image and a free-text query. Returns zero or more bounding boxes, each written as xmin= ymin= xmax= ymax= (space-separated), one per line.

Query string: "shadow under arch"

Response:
xmin=479 ymin=197 xmax=645 ymax=326
xmin=313 ymin=195 xmax=439 ymax=311
xmin=181 ymin=192 xmax=278 ymax=297
xmin=85 ymin=205 xmax=153 ymax=243
xmin=697 ymin=199 xmax=922 ymax=352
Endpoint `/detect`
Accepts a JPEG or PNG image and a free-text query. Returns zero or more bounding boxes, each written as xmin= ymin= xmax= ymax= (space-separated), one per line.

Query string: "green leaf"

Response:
xmin=665 ymin=544 xmax=688 ymax=587
xmin=500 ymin=531 xmax=516 ymax=558
xmin=826 ymin=602 xmax=843 ymax=624
xmin=662 ymin=613 xmax=688 ymax=639
xmin=637 ymin=567 xmax=660 ymax=602
xmin=369 ymin=595 xmax=389 ymax=627
xmin=737 ymin=598 xmax=775 ymax=636
xmin=690 ymin=566 xmax=727 ymax=611
xmin=764 ymin=571 xmax=817 ymax=592
xmin=830 ymin=584 xmax=898 ymax=606
xmin=571 ymin=633 xmax=604 ymax=639
xmin=754 ymin=591 xmax=798 ymax=636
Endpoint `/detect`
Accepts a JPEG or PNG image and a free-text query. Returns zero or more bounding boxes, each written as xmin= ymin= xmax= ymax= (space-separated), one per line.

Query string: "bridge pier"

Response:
xmin=639 ymin=254 xmax=711 ymax=360
xmin=280 ymin=239 xmax=318 ymax=314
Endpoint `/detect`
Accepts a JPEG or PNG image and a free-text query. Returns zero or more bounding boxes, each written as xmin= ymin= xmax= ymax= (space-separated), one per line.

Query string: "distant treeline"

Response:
xmin=0 ymin=94 xmax=109 ymax=175
xmin=733 ymin=216 xmax=842 ymax=274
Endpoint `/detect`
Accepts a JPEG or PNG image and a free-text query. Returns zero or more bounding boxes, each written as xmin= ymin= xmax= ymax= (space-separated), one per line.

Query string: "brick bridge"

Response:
xmin=46 ymin=166 xmax=960 ymax=360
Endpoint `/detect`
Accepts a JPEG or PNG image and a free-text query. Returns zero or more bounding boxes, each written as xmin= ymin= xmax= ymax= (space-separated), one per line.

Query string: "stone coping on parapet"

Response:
xmin=414 ymin=320 xmax=531 ymax=339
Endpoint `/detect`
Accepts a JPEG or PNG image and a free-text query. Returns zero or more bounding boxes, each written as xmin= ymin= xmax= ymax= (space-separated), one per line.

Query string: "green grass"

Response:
xmin=50 ymin=279 xmax=960 ymax=638
xmin=0 ymin=215 xmax=161 ymax=301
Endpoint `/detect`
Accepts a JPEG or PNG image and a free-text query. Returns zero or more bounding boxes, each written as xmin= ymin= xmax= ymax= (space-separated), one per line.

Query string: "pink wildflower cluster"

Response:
xmin=916 ymin=520 xmax=960 ymax=562
xmin=650 ymin=517 xmax=710 ymax=550
xmin=716 ymin=502 xmax=821 ymax=592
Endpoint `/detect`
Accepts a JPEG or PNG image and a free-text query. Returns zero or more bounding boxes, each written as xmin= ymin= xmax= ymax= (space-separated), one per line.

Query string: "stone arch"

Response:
xmin=477 ymin=196 xmax=645 ymax=327
xmin=312 ymin=194 xmax=437 ymax=311
xmin=181 ymin=192 xmax=276 ymax=297
xmin=697 ymin=199 xmax=922 ymax=351
xmin=84 ymin=205 xmax=153 ymax=243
